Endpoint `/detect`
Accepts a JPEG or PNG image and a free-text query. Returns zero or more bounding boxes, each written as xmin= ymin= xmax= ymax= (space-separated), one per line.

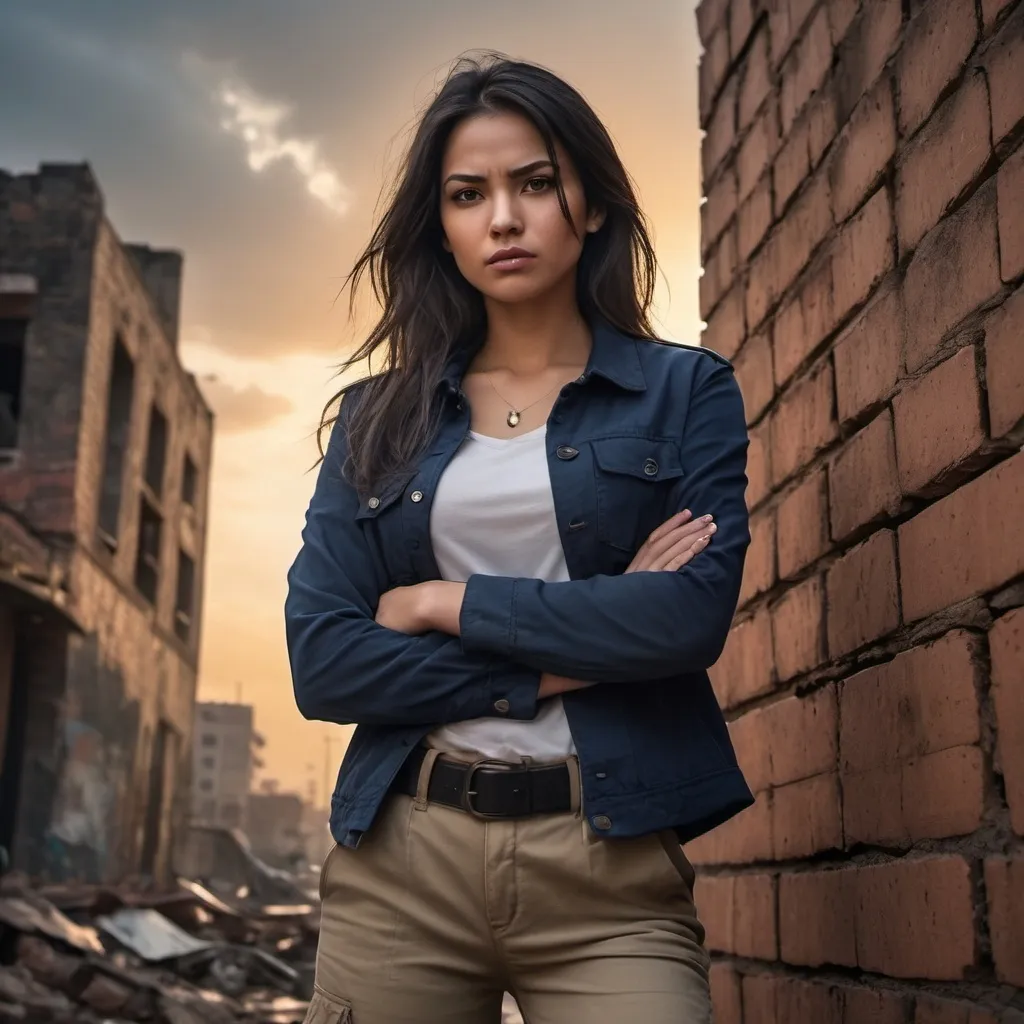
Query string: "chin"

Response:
xmin=475 ymin=274 xmax=565 ymax=307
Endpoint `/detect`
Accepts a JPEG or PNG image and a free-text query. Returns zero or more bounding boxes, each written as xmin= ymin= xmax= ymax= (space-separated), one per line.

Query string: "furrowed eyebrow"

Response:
xmin=442 ymin=159 xmax=555 ymax=188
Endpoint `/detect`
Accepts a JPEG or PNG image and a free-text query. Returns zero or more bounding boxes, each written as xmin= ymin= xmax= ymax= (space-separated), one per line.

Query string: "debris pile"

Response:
xmin=0 ymin=869 xmax=318 ymax=1024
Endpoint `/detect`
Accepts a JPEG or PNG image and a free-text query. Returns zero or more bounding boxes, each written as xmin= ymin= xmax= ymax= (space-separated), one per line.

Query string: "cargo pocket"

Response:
xmin=304 ymin=988 xmax=353 ymax=1024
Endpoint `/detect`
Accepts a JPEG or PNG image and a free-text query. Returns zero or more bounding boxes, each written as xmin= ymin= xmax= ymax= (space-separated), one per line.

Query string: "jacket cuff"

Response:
xmin=490 ymin=667 xmax=540 ymax=721
xmin=460 ymin=574 xmax=517 ymax=657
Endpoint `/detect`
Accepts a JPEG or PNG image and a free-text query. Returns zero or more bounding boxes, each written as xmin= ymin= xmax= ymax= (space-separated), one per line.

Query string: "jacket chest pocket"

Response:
xmin=592 ymin=437 xmax=685 ymax=554
xmin=355 ymin=478 xmax=416 ymax=585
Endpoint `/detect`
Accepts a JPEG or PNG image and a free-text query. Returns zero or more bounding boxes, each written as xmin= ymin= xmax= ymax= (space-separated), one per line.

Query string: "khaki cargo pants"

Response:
xmin=307 ymin=754 xmax=711 ymax=1024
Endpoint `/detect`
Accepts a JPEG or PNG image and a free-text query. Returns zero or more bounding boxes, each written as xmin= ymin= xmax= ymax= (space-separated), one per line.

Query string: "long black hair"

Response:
xmin=321 ymin=52 xmax=659 ymax=497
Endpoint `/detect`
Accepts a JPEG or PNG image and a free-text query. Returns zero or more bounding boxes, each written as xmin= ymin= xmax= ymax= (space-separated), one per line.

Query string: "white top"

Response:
xmin=425 ymin=425 xmax=576 ymax=762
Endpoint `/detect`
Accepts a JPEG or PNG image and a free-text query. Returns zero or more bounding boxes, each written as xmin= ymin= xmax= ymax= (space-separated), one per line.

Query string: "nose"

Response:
xmin=489 ymin=188 xmax=523 ymax=238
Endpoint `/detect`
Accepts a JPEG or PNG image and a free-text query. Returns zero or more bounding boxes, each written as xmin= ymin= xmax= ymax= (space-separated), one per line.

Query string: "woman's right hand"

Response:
xmin=625 ymin=509 xmax=715 ymax=573
xmin=537 ymin=510 xmax=715 ymax=699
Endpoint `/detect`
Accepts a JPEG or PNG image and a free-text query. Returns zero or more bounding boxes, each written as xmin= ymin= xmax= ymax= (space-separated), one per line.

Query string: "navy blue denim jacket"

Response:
xmin=285 ymin=322 xmax=754 ymax=848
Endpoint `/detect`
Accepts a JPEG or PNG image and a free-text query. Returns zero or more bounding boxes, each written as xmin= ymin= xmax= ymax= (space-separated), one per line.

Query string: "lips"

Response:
xmin=487 ymin=247 xmax=535 ymax=265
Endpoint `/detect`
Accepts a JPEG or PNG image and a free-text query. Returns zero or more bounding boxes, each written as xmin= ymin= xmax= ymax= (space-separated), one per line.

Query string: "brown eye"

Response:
xmin=453 ymin=188 xmax=481 ymax=202
xmin=524 ymin=177 xmax=551 ymax=193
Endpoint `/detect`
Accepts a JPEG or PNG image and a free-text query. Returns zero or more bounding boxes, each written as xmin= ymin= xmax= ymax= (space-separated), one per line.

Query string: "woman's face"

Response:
xmin=439 ymin=110 xmax=604 ymax=306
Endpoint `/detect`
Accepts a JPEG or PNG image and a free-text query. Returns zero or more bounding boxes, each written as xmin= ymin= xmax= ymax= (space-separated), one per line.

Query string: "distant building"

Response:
xmin=247 ymin=783 xmax=307 ymax=870
xmin=0 ymin=163 xmax=213 ymax=884
xmin=191 ymin=702 xmax=264 ymax=832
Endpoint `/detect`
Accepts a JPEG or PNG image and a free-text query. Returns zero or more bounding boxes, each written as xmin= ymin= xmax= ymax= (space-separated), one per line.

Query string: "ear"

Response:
xmin=585 ymin=207 xmax=606 ymax=234
xmin=441 ymin=234 xmax=452 ymax=253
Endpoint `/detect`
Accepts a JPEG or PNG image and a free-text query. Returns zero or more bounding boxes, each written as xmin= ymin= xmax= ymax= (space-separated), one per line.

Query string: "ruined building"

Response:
xmin=0 ymin=163 xmax=213 ymax=885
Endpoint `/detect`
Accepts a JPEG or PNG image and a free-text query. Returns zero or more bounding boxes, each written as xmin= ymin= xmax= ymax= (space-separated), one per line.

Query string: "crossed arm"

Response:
xmin=285 ymin=358 xmax=748 ymax=727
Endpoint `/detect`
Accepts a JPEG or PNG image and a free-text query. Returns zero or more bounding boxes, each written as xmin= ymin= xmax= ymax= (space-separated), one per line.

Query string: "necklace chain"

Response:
xmin=485 ymin=372 xmax=564 ymax=428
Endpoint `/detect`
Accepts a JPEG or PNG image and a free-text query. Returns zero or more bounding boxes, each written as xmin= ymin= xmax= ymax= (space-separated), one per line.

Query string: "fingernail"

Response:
xmin=682 ymin=509 xmax=692 ymax=518
xmin=708 ymin=523 xmax=717 ymax=533
xmin=703 ymin=514 xmax=714 ymax=522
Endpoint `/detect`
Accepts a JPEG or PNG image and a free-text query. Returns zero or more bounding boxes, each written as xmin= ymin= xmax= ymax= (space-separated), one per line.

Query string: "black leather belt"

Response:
xmin=391 ymin=746 xmax=573 ymax=819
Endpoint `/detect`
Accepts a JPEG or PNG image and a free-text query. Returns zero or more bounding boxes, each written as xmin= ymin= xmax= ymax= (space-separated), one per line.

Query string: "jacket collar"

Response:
xmin=439 ymin=320 xmax=648 ymax=395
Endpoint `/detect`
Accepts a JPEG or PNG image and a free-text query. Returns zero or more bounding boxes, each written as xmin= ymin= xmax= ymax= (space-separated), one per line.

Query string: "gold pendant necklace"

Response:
xmin=486 ymin=373 xmax=562 ymax=429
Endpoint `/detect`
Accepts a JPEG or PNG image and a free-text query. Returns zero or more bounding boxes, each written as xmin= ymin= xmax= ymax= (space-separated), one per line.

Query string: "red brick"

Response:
xmin=780 ymin=9 xmax=833 ymax=135
xmin=699 ymin=25 xmax=731 ymax=125
xmin=916 ymin=997 xmax=975 ymax=1024
xmin=904 ymin=182 xmax=1001 ymax=372
xmin=828 ymin=0 xmax=860 ymax=46
xmin=896 ymin=74 xmax=992 ymax=255
xmin=998 ymin=144 xmax=1024 ymax=283
xmin=829 ymin=409 xmax=901 ymax=541
xmin=826 ymin=529 xmax=900 ymax=655
xmin=774 ymin=258 xmax=835 ymax=387
xmin=739 ymin=105 xmax=780 ymax=202
xmin=773 ymin=772 xmax=843 ymax=858
xmin=834 ymin=0 xmax=903 ymax=123
xmin=700 ymin=227 xmax=738 ymax=321
xmin=764 ymin=685 xmax=838 ymax=785
xmin=986 ymin=8 xmax=1024 ymax=144
xmin=696 ymin=872 xmax=735 ymax=951
xmin=772 ymin=171 xmax=834 ymax=301
xmin=702 ymin=164 xmax=738 ymax=255
xmin=807 ymin=87 xmax=839 ymax=168
xmin=898 ymin=451 xmax=1024 ymax=620
xmin=710 ymin=607 xmax=774 ymax=709
xmin=779 ymin=867 xmax=858 ymax=967
xmin=844 ymin=988 xmax=912 ymax=1024
xmin=740 ymin=29 xmax=771 ymax=129
xmin=769 ymin=0 xmax=818 ymax=67
xmin=831 ymin=76 xmax=897 ymax=223
xmin=834 ymin=281 xmax=903 ymax=424
xmin=730 ymin=709 xmax=773 ymax=793
xmin=731 ymin=0 xmax=756 ymax=58
xmin=898 ymin=0 xmax=978 ymax=136
xmin=983 ymin=0 xmax=1016 ymax=31
xmin=771 ymin=360 xmax=837 ymax=484
xmin=778 ymin=978 xmax=844 ymax=1024
xmin=734 ymin=873 xmax=778 ymax=959
xmin=985 ymin=857 xmax=1024 ymax=986
xmin=748 ymin=420 xmax=772 ymax=506
xmin=775 ymin=119 xmax=811 ymax=212
xmin=747 ymin=245 xmax=776 ymax=331
xmin=687 ymin=791 xmax=775 ymax=865
xmin=695 ymin=0 xmax=728 ymax=40
xmin=703 ymin=281 xmax=746 ymax=360
xmin=739 ymin=510 xmax=776 ymax=605
xmin=855 ymin=856 xmax=976 ymax=979
xmin=990 ymin=606 xmax=1024 ymax=834
xmin=739 ymin=175 xmax=773 ymax=263
xmin=709 ymin=963 xmax=742 ymax=1024
xmin=735 ymin=328 xmax=774 ymax=424
xmin=893 ymin=345 xmax=985 ymax=497
xmin=772 ymin=574 xmax=826 ymax=679
xmin=844 ymin=746 xmax=984 ymax=845
xmin=840 ymin=632 xmax=980 ymax=772
xmin=987 ymin=287 xmax=1024 ymax=439
xmin=831 ymin=186 xmax=894 ymax=325
xmin=743 ymin=974 xmax=779 ymax=1024
xmin=704 ymin=77 xmax=739 ymax=184
xmin=777 ymin=471 xmax=829 ymax=578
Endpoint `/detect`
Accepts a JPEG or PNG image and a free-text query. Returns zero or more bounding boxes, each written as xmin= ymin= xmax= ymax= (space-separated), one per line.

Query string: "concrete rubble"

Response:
xmin=0 ymin=868 xmax=318 ymax=1024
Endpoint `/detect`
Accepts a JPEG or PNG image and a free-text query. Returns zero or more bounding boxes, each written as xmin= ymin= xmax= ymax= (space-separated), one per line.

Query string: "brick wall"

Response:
xmin=693 ymin=0 xmax=1024 ymax=1020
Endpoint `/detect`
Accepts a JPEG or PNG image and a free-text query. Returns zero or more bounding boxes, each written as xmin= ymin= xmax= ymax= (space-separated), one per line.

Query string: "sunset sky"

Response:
xmin=0 ymin=0 xmax=705 ymax=803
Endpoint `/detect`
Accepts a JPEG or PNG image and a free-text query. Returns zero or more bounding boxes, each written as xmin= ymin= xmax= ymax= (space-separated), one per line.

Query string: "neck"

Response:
xmin=477 ymin=286 xmax=591 ymax=374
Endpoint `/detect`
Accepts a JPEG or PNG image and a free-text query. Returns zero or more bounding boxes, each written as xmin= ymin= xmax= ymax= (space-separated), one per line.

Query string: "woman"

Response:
xmin=286 ymin=54 xmax=752 ymax=1024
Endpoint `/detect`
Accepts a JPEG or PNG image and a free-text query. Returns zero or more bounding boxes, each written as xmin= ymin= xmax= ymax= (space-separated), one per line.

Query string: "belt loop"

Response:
xmin=567 ymin=755 xmax=582 ymax=818
xmin=414 ymin=748 xmax=443 ymax=811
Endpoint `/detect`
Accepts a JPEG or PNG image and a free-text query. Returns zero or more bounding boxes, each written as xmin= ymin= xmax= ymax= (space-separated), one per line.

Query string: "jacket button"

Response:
xmin=643 ymin=458 xmax=658 ymax=476
xmin=410 ymin=490 xmax=424 ymax=502
xmin=493 ymin=699 xmax=510 ymax=714
xmin=556 ymin=445 xmax=579 ymax=460
xmin=592 ymin=815 xmax=612 ymax=830
xmin=368 ymin=497 xmax=381 ymax=509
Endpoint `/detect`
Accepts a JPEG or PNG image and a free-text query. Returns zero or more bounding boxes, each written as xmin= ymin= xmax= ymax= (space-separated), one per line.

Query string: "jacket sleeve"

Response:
xmin=459 ymin=355 xmax=750 ymax=683
xmin=284 ymin=392 xmax=540 ymax=727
